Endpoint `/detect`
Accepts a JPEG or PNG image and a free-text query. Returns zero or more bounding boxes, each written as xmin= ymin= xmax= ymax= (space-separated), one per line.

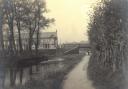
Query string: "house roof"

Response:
xmin=5 ymin=32 xmax=57 ymax=39
xmin=39 ymin=32 xmax=57 ymax=38
xmin=3 ymin=31 xmax=57 ymax=41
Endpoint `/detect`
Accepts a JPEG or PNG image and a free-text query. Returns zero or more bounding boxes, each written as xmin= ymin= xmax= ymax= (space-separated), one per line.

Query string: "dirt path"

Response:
xmin=62 ymin=56 xmax=95 ymax=89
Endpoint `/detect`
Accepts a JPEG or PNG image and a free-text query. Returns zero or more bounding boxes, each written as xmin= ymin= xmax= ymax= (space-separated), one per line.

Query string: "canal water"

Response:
xmin=4 ymin=57 xmax=65 ymax=88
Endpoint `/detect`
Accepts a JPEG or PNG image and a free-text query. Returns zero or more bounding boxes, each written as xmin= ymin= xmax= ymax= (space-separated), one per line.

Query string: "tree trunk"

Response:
xmin=0 ymin=8 xmax=5 ymax=89
xmin=17 ymin=22 xmax=23 ymax=53
xmin=28 ymin=23 xmax=33 ymax=54
xmin=6 ymin=0 xmax=16 ymax=55
xmin=35 ymin=5 xmax=41 ymax=55
xmin=35 ymin=25 xmax=40 ymax=55
xmin=9 ymin=24 xmax=16 ymax=55
xmin=0 ymin=3 xmax=4 ymax=56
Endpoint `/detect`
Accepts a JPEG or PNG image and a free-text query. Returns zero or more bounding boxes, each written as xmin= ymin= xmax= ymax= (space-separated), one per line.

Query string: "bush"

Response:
xmin=87 ymin=0 xmax=128 ymax=89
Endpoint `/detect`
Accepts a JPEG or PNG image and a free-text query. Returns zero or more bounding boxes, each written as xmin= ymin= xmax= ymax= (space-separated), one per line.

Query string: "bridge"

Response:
xmin=63 ymin=44 xmax=91 ymax=55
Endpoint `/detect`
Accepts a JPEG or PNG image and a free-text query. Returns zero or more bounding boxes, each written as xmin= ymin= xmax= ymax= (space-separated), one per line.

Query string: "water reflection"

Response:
xmin=4 ymin=57 xmax=65 ymax=88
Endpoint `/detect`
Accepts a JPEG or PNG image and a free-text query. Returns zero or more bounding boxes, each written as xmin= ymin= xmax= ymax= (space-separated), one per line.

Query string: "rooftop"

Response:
xmin=3 ymin=31 xmax=58 ymax=40
xmin=39 ymin=32 xmax=57 ymax=38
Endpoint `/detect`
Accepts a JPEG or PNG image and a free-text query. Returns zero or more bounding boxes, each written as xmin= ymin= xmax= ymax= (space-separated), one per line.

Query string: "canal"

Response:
xmin=4 ymin=57 xmax=65 ymax=88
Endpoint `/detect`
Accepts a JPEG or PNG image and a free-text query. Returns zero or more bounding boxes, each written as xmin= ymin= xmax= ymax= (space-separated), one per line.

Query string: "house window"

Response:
xmin=45 ymin=44 xmax=47 ymax=48
xmin=47 ymin=44 xmax=50 ymax=48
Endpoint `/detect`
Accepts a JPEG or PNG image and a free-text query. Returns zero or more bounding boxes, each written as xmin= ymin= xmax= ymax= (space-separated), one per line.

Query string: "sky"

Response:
xmin=46 ymin=0 xmax=98 ymax=43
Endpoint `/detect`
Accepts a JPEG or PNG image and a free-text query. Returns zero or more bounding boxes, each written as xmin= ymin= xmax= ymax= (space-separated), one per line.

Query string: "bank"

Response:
xmin=6 ymin=54 xmax=84 ymax=89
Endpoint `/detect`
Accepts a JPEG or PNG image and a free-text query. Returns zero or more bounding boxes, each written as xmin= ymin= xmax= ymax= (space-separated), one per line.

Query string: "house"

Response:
xmin=32 ymin=31 xmax=58 ymax=50
xmin=3 ymin=31 xmax=58 ymax=51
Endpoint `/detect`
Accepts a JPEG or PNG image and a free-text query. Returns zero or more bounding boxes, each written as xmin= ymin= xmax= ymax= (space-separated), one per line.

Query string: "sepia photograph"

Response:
xmin=0 ymin=0 xmax=127 ymax=89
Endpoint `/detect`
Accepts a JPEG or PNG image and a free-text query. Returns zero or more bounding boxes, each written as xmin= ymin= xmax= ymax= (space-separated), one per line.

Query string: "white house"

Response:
xmin=33 ymin=32 xmax=58 ymax=50
xmin=3 ymin=31 xmax=58 ymax=51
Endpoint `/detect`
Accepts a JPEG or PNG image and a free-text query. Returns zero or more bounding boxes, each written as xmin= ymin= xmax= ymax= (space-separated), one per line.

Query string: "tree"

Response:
xmin=2 ymin=0 xmax=54 ymax=55
xmin=34 ymin=0 xmax=54 ymax=55
xmin=0 ymin=0 xmax=4 ymax=56
xmin=4 ymin=0 xmax=17 ymax=55
xmin=0 ymin=0 xmax=55 ymax=88
xmin=87 ymin=0 xmax=128 ymax=89
xmin=22 ymin=0 xmax=54 ymax=54
xmin=0 ymin=1 xmax=6 ymax=89
xmin=13 ymin=0 xmax=25 ymax=53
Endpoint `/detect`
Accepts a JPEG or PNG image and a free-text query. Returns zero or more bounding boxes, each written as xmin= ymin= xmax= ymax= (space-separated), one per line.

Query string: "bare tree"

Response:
xmin=13 ymin=0 xmax=24 ymax=53
xmin=22 ymin=0 xmax=54 ymax=54
xmin=0 ymin=0 xmax=55 ymax=88
xmin=4 ymin=0 xmax=16 ymax=55
xmin=34 ymin=0 xmax=54 ymax=55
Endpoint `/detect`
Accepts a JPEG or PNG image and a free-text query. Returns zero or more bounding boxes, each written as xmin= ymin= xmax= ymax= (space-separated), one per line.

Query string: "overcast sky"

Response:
xmin=46 ymin=0 xmax=98 ymax=43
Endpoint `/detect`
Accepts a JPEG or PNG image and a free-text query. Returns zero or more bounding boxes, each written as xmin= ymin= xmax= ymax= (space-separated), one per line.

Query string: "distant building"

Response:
xmin=32 ymin=31 xmax=58 ymax=50
xmin=3 ymin=31 xmax=58 ymax=51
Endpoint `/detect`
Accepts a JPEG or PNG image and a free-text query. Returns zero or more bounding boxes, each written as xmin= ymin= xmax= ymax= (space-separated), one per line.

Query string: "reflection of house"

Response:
xmin=3 ymin=31 xmax=58 ymax=51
